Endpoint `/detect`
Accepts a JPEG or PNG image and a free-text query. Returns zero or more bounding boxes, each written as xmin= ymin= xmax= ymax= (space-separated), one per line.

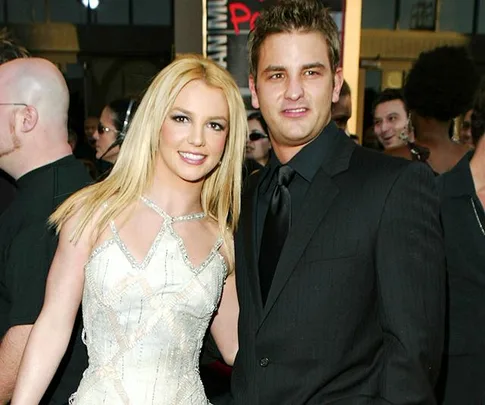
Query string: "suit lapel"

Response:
xmin=259 ymin=169 xmax=339 ymax=324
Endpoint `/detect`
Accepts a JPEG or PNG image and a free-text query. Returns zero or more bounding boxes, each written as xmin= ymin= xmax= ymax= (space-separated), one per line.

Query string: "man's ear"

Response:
xmin=249 ymin=75 xmax=260 ymax=110
xmin=19 ymin=105 xmax=38 ymax=133
xmin=332 ymin=68 xmax=344 ymax=104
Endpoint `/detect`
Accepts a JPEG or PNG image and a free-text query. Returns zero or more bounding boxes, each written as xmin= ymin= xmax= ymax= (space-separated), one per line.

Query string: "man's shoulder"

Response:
xmin=53 ymin=158 xmax=92 ymax=205
xmin=56 ymin=157 xmax=92 ymax=187
xmin=352 ymin=145 xmax=411 ymax=171
xmin=351 ymin=145 xmax=431 ymax=181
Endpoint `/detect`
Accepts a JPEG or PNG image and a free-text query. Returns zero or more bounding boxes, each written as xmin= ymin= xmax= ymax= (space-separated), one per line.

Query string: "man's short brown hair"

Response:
xmin=248 ymin=0 xmax=341 ymax=80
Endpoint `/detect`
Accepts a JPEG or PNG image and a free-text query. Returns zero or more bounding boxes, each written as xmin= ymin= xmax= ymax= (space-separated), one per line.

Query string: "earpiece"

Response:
xmin=117 ymin=99 xmax=135 ymax=143
xmin=99 ymin=99 xmax=135 ymax=160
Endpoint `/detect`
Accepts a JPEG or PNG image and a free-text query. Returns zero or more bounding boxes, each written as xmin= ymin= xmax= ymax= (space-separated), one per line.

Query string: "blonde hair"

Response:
xmin=50 ymin=54 xmax=247 ymax=272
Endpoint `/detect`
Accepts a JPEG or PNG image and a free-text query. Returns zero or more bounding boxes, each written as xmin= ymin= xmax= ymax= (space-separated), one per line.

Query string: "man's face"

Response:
xmin=332 ymin=93 xmax=352 ymax=132
xmin=373 ymin=99 xmax=409 ymax=149
xmin=249 ymin=31 xmax=342 ymax=161
xmin=460 ymin=109 xmax=473 ymax=147
xmin=84 ymin=116 xmax=98 ymax=147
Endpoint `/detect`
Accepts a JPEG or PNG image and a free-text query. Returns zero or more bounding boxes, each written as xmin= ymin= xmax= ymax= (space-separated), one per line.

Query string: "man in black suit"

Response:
xmin=227 ymin=1 xmax=446 ymax=404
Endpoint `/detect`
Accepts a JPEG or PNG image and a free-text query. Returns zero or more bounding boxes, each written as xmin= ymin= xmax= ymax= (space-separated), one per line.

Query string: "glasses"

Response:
xmin=0 ymin=103 xmax=27 ymax=107
xmin=248 ymin=131 xmax=268 ymax=141
xmin=97 ymin=122 xmax=119 ymax=135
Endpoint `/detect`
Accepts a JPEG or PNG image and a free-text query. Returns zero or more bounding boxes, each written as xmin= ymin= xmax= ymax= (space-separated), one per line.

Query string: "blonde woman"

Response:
xmin=11 ymin=54 xmax=246 ymax=404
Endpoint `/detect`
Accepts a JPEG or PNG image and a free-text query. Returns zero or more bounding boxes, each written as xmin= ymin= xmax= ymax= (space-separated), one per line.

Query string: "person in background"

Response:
xmin=458 ymin=109 xmax=474 ymax=148
xmin=243 ymin=111 xmax=271 ymax=182
xmin=68 ymin=128 xmax=78 ymax=152
xmin=331 ymin=79 xmax=352 ymax=133
xmin=83 ymin=116 xmax=98 ymax=149
xmin=435 ymin=76 xmax=485 ymax=405
xmin=387 ymin=46 xmax=479 ymax=174
xmin=246 ymin=111 xmax=271 ymax=168
xmin=0 ymin=58 xmax=90 ymax=404
xmin=0 ymin=28 xmax=29 ymax=215
xmin=373 ymin=88 xmax=414 ymax=150
xmin=92 ymin=98 xmax=139 ymax=178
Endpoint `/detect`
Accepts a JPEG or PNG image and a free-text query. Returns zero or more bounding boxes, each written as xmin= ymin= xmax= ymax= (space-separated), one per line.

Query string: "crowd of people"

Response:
xmin=0 ymin=0 xmax=484 ymax=404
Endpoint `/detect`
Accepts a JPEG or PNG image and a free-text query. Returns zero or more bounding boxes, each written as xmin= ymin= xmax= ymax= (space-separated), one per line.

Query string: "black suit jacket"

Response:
xmin=435 ymin=152 xmax=485 ymax=404
xmin=230 ymin=128 xmax=445 ymax=405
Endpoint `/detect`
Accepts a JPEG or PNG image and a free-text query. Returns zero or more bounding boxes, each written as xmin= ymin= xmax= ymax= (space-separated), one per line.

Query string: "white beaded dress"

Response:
xmin=69 ymin=197 xmax=227 ymax=405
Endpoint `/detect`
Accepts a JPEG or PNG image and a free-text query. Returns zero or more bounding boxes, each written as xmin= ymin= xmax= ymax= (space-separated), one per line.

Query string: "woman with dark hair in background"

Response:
xmin=387 ymin=46 xmax=479 ymax=174
xmin=436 ymin=76 xmax=485 ymax=404
xmin=243 ymin=111 xmax=271 ymax=183
xmin=93 ymin=98 xmax=139 ymax=177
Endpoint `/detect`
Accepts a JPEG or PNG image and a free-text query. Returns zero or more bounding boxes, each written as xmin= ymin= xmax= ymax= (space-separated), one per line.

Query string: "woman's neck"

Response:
xmin=413 ymin=116 xmax=453 ymax=145
xmin=145 ymin=171 xmax=204 ymax=216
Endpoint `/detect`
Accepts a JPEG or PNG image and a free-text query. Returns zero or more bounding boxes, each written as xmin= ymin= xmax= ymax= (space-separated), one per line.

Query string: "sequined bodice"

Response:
xmin=71 ymin=197 xmax=227 ymax=405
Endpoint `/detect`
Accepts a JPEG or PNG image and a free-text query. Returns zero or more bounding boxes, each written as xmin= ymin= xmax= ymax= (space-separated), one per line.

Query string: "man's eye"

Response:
xmin=270 ymin=73 xmax=283 ymax=79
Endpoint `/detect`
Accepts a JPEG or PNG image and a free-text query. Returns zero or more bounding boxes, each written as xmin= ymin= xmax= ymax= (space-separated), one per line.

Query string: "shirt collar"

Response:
xmin=288 ymin=121 xmax=339 ymax=182
xmin=259 ymin=121 xmax=341 ymax=192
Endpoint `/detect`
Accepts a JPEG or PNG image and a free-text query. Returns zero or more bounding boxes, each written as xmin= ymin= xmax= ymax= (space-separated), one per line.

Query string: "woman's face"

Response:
xmin=92 ymin=106 xmax=120 ymax=163
xmin=246 ymin=118 xmax=271 ymax=166
xmin=156 ymin=79 xmax=229 ymax=186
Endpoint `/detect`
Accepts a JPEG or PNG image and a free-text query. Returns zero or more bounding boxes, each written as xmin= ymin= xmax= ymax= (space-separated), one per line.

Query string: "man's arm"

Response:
xmin=1 ymin=224 xmax=57 ymax=403
xmin=376 ymin=162 xmax=446 ymax=404
xmin=0 ymin=325 xmax=32 ymax=403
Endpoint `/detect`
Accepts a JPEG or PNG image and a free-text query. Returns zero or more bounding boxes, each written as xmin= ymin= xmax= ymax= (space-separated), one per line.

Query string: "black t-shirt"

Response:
xmin=0 ymin=155 xmax=91 ymax=404
xmin=0 ymin=170 xmax=16 ymax=215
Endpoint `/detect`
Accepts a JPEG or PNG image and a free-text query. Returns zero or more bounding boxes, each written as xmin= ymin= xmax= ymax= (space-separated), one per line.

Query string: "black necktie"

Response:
xmin=259 ymin=165 xmax=295 ymax=305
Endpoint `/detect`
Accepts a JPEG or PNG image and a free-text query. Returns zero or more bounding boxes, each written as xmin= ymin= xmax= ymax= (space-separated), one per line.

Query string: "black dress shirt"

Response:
xmin=256 ymin=121 xmax=340 ymax=253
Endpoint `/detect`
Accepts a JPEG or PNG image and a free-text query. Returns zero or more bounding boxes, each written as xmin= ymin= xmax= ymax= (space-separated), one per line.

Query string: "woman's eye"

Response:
xmin=173 ymin=115 xmax=189 ymax=123
xmin=209 ymin=122 xmax=224 ymax=131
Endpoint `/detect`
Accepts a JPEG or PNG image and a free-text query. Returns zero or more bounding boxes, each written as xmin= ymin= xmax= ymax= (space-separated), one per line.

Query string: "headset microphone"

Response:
xmin=99 ymin=137 xmax=123 ymax=160
xmin=98 ymin=99 xmax=135 ymax=161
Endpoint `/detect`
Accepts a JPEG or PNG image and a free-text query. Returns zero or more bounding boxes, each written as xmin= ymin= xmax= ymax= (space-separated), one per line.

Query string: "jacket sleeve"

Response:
xmin=375 ymin=162 xmax=445 ymax=404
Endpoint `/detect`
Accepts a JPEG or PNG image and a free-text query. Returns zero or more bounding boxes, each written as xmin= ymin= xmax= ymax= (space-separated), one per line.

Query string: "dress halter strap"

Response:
xmin=140 ymin=196 xmax=205 ymax=222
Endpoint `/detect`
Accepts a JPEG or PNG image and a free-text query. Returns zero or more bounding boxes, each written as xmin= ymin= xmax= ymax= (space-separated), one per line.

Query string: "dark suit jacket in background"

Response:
xmin=230 ymin=125 xmax=446 ymax=405
xmin=435 ymin=152 xmax=485 ymax=404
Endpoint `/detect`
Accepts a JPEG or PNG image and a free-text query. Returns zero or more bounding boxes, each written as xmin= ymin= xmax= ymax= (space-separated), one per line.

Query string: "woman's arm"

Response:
xmin=210 ymin=273 xmax=239 ymax=366
xmin=11 ymin=214 xmax=91 ymax=404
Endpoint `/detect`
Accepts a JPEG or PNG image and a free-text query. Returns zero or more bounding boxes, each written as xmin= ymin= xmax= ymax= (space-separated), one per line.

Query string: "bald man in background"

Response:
xmin=0 ymin=58 xmax=90 ymax=404
xmin=0 ymin=28 xmax=29 ymax=215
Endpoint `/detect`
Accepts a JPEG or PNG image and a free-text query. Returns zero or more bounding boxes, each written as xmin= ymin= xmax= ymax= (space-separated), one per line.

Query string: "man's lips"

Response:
xmin=282 ymin=107 xmax=309 ymax=117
